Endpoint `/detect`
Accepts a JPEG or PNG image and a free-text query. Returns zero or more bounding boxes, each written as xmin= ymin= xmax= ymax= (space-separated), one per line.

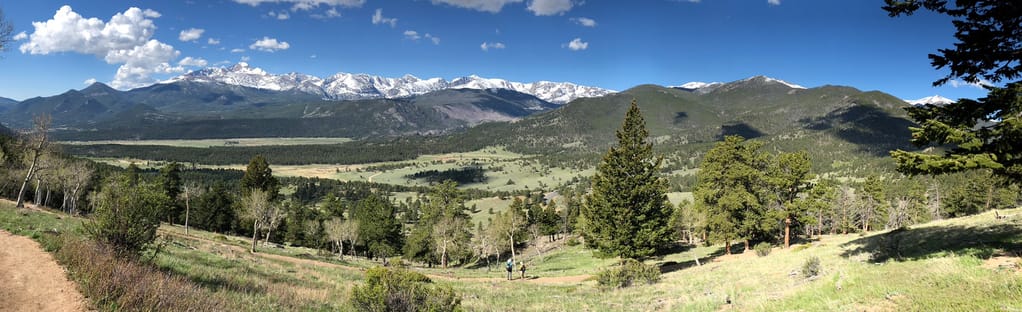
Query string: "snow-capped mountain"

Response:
xmin=674 ymin=76 xmax=806 ymax=94
xmin=905 ymin=95 xmax=954 ymax=106
xmin=167 ymin=62 xmax=614 ymax=104
xmin=675 ymin=81 xmax=723 ymax=90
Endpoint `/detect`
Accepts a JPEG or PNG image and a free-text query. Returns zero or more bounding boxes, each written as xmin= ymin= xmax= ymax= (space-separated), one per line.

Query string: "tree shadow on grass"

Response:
xmin=839 ymin=221 xmax=1022 ymax=263
xmin=658 ymin=242 xmax=745 ymax=274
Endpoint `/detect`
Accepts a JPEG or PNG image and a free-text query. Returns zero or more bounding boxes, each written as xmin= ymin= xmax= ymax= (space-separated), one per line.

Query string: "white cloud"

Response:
xmin=249 ymin=36 xmax=290 ymax=52
xmin=312 ymin=8 xmax=342 ymax=19
xmin=431 ymin=0 xmax=523 ymax=13
xmin=310 ymin=54 xmax=317 ymax=58
xmin=269 ymin=11 xmax=291 ymax=20
xmin=480 ymin=42 xmax=505 ymax=51
xmin=768 ymin=0 xmax=780 ymax=5
xmin=178 ymin=56 xmax=208 ymax=67
xmin=570 ymin=17 xmax=596 ymax=27
xmin=426 ymin=33 xmax=441 ymax=45
xmin=950 ymin=79 xmax=992 ymax=89
xmin=233 ymin=0 xmax=365 ymax=11
xmin=12 ymin=31 xmax=27 ymax=41
xmin=241 ymin=56 xmax=251 ymax=62
xmin=231 ymin=48 xmax=246 ymax=53
xmin=83 ymin=78 xmax=97 ymax=85
xmin=372 ymin=9 xmax=397 ymax=27
xmin=178 ymin=28 xmax=204 ymax=42
xmin=207 ymin=38 xmax=221 ymax=45
xmin=403 ymin=30 xmax=421 ymax=40
xmin=527 ymin=0 xmax=573 ymax=16
xmin=565 ymin=37 xmax=587 ymax=51
xmin=18 ymin=5 xmax=184 ymax=89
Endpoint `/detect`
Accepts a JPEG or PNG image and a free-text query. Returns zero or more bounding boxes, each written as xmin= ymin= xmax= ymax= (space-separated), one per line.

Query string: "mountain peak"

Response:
xmin=741 ymin=75 xmax=807 ymax=89
xmin=905 ymin=95 xmax=954 ymax=106
xmin=82 ymin=81 xmax=117 ymax=94
xmin=168 ymin=63 xmax=614 ymax=104
xmin=675 ymin=81 xmax=723 ymax=89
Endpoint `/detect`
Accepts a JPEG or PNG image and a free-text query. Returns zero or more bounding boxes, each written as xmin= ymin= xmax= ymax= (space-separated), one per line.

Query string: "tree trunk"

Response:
xmin=985 ymin=184 xmax=994 ymax=211
xmin=338 ymin=240 xmax=344 ymax=259
xmin=184 ymin=190 xmax=191 ymax=235
xmin=725 ymin=238 xmax=731 ymax=255
xmin=34 ymin=179 xmax=42 ymax=206
xmin=743 ymin=240 xmax=750 ymax=253
xmin=251 ymin=220 xmax=259 ymax=253
xmin=16 ymin=150 xmax=41 ymax=208
xmin=441 ymin=244 xmax=448 ymax=269
xmin=508 ymin=231 xmax=517 ymax=263
xmin=784 ymin=217 xmax=791 ymax=248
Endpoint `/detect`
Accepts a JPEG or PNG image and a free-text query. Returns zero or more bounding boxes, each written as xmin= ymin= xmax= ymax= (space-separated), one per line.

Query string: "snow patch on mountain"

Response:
xmin=167 ymin=63 xmax=614 ymax=104
xmin=905 ymin=95 xmax=954 ymax=106
xmin=675 ymin=81 xmax=723 ymax=89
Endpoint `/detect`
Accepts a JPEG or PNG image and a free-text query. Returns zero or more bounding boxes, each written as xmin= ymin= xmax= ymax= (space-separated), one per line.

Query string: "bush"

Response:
xmin=56 ymin=235 xmax=232 ymax=311
xmin=84 ymin=174 xmax=171 ymax=258
xmin=802 ymin=256 xmax=822 ymax=278
xmin=754 ymin=242 xmax=773 ymax=257
xmin=566 ymin=236 xmax=580 ymax=246
xmin=595 ymin=259 xmax=661 ymax=289
xmin=350 ymin=267 xmax=462 ymax=312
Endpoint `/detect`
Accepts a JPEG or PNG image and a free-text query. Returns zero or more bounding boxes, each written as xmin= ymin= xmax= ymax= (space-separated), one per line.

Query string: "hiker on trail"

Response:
xmin=506 ymin=258 xmax=514 ymax=280
xmin=519 ymin=261 xmax=527 ymax=279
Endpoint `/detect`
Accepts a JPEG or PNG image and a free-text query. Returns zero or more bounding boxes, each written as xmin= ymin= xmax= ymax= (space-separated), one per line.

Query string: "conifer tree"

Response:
xmin=581 ymin=100 xmax=672 ymax=259
xmin=241 ymin=155 xmax=279 ymax=200
xmin=695 ymin=135 xmax=769 ymax=254
xmin=885 ymin=1 xmax=1022 ymax=183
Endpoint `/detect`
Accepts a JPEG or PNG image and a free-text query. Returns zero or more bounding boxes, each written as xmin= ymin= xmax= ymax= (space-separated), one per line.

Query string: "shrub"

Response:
xmin=84 ymin=173 xmax=170 ymax=258
xmin=595 ymin=259 xmax=661 ymax=289
xmin=566 ymin=236 xmax=580 ymax=246
xmin=350 ymin=267 xmax=462 ymax=312
xmin=56 ymin=235 xmax=232 ymax=311
xmin=802 ymin=256 xmax=822 ymax=278
xmin=754 ymin=242 xmax=773 ymax=257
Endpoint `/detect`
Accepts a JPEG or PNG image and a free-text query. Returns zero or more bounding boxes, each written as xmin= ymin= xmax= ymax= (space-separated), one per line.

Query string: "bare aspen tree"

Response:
xmin=16 ymin=115 xmax=50 ymax=208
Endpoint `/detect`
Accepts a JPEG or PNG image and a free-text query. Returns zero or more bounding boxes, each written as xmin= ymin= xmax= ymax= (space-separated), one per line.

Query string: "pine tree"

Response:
xmin=581 ymin=101 xmax=673 ymax=259
xmin=159 ymin=162 xmax=183 ymax=223
xmin=695 ymin=135 xmax=769 ymax=255
xmin=885 ymin=1 xmax=1022 ymax=183
xmin=241 ymin=155 xmax=279 ymax=200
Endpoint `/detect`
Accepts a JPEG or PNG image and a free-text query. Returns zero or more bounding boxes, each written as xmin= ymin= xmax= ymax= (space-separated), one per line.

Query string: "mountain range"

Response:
xmin=166 ymin=62 xmax=614 ymax=104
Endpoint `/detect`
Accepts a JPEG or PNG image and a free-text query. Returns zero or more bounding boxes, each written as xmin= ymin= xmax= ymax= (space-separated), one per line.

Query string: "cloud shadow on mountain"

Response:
xmin=800 ymin=104 xmax=916 ymax=157
xmin=717 ymin=122 xmax=764 ymax=140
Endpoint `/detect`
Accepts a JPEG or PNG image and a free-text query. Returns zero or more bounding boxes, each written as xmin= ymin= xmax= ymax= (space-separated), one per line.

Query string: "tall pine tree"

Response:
xmin=581 ymin=100 xmax=672 ymax=259
xmin=695 ymin=136 xmax=769 ymax=255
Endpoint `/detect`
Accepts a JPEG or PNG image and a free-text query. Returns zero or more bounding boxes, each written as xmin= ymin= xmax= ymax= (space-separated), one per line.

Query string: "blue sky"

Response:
xmin=0 ymin=0 xmax=990 ymax=101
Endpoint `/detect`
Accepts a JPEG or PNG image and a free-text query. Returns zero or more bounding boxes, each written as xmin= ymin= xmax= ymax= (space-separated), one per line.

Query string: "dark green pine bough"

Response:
xmin=885 ymin=0 xmax=1022 ymax=183
xmin=581 ymin=100 xmax=673 ymax=259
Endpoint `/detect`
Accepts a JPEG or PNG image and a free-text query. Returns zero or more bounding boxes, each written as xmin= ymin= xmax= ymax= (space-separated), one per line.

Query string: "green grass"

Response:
xmin=60 ymin=137 xmax=353 ymax=148
xmin=2 ymin=201 xmax=1020 ymax=311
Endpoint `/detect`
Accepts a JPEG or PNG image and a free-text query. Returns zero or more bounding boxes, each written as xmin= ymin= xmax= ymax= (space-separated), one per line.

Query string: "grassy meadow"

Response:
xmin=3 ymin=200 xmax=1020 ymax=311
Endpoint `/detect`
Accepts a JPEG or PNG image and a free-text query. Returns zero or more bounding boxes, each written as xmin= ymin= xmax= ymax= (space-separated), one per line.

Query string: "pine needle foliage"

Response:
xmin=581 ymin=100 xmax=673 ymax=259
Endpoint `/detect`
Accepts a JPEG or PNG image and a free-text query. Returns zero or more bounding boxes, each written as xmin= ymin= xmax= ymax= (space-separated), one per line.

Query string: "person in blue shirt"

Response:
xmin=505 ymin=258 xmax=514 ymax=280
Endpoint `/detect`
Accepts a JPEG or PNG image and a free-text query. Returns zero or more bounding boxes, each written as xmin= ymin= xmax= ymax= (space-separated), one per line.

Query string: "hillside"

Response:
xmin=2 ymin=200 xmax=1019 ymax=311
xmin=440 ymin=76 xmax=916 ymax=173
xmin=7 ymin=82 xmax=558 ymax=139
xmin=58 ymin=76 xmax=918 ymax=181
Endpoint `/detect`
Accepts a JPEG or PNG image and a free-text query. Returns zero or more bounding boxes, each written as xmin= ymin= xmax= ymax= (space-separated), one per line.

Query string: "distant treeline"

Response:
xmin=406 ymin=167 xmax=486 ymax=185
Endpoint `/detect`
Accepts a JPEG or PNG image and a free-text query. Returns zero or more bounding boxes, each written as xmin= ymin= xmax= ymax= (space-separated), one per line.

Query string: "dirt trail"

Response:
xmin=0 ymin=229 xmax=88 ymax=312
